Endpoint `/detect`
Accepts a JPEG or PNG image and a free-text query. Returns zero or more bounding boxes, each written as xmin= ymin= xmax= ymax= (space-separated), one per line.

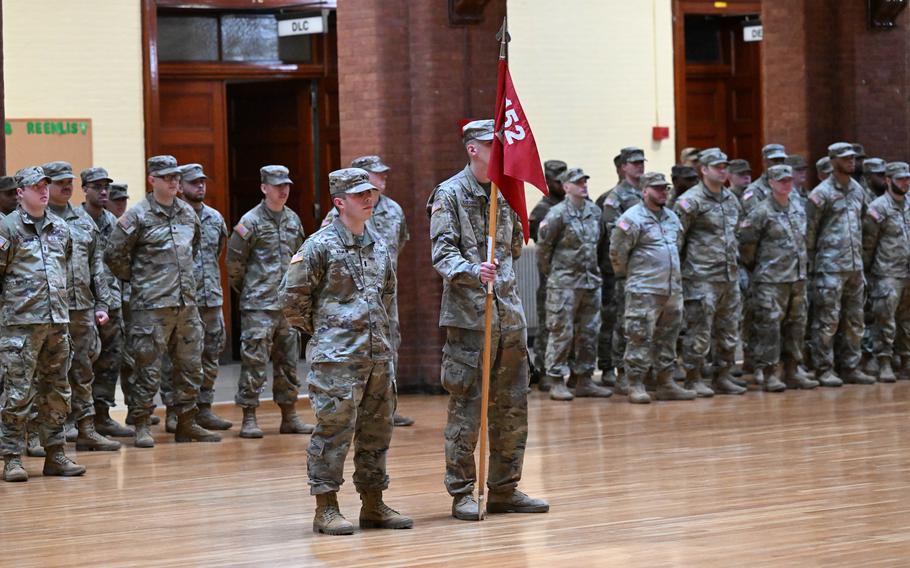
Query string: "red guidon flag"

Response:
xmin=487 ymin=57 xmax=548 ymax=242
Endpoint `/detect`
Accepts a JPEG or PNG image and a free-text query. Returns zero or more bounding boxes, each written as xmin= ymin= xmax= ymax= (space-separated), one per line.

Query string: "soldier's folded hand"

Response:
xmin=479 ymin=259 xmax=499 ymax=284
xmin=95 ymin=310 xmax=110 ymax=326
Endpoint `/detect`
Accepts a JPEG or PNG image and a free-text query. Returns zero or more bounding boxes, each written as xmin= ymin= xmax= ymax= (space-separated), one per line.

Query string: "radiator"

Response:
xmin=515 ymin=243 xmax=540 ymax=333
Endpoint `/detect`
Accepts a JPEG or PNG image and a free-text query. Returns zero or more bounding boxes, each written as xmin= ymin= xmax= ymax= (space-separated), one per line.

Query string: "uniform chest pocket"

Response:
xmin=326 ymin=257 xmax=359 ymax=299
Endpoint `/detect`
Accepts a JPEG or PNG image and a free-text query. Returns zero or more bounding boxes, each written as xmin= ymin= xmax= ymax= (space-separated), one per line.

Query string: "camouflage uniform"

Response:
xmin=105 ymin=192 xmax=204 ymax=420
xmin=529 ymin=189 xmax=564 ymax=373
xmin=806 ymin=173 xmax=866 ymax=374
xmin=428 ymin=165 xmax=529 ymax=497
xmin=609 ymin=202 xmax=683 ymax=379
xmin=738 ymin=191 xmax=809 ymax=371
xmin=161 ymin=202 xmax=228 ymax=407
xmin=83 ymin=205 xmax=126 ymax=410
xmin=600 ymin=179 xmax=642 ymax=370
xmin=49 ymin=202 xmax=112 ymax=421
xmin=536 ymin=198 xmax=601 ymax=379
xmin=673 ymin=181 xmax=743 ymax=376
xmin=227 ymin=200 xmax=306 ymax=408
xmin=0 ymin=208 xmax=73 ymax=456
xmin=281 ymin=186 xmax=396 ymax=495
xmin=741 ymin=173 xmax=772 ymax=215
xmin=862 ymin=177 xmax=910 ymax=368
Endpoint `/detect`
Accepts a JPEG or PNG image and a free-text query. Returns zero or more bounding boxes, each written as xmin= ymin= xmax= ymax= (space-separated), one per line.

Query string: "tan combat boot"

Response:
xmin=165 ymin=407 xmax=178 ymax=434
xmin=713 ymin=367 xmax=747 ymax=395
xmin=761 ymin=365 xmax=786 ymax=392
xmin=655 ymin=368 xmax=696 ymax=401
xmin=684 ymin=367 xmax=714 ymax=398
xmin=393 ymin=413 xmax=415 ymax=427
xmin=279 ymin=403 xmax=315 ymax=434
xmin=614 ymin=367 xmax=630 ymax=396
xmin=239 ymin=407 xmax=263 ymax=439
xmin=359 ymin=491 xmax=413 ymax=529
xmin=783 ymin=361 xmax=819 ymax=389
xmin=26 ymin=423 xmax=45 ymax=458
xmin=175 ymin=411 xmax=222 ymax=443
xmin=314 ymin=492 xmax=355 ymax=535
xmin=134 ymin=416 xmax=155 ymax=448
xmin=574 ymin=373 xmax=613 ymax=398
xmin=3 ymin=455 xmax=27 ymax=482
xmin=196 ymin=403 xmax=233 ymax=431
xmin=43 ymin=446 xmax=86 ymax=477
xmin=548 ymin=377 xmax=574 ymax=401
xmin=627 ymin=372 xmax=651 ymax=404
xmin=878 ymin=357 xmax=896 ymax=383
xmin=76 ymin=417 xmax=121 ymax=452
xmin=94 ymin=404 xmax=134 ymax=438
xmin=816 ymin=369 xmax=844 ymax=387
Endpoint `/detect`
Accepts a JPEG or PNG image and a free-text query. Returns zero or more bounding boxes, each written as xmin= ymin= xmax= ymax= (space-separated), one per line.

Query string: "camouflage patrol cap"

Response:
xmin=329 ymin=168 xmax=377 ymax=196
xmin=260 ymin=165 xmax=293 ymax=185
xmin=544 ymin=160 xmax=568 ymax=180
xmin=560 ymin=167 xmax=590 ymax=184
xmin=862 ymin=158 xmax=886 ymax=174
xmin=698 ymin=148 xmax=729 ymax=167
xmin=180 ymin=163 xmax=208 ymax=182
xmin=784 ymin=155 xmax=807 ymax=170
xmin=728 ymin=159 xmax=752 ymax=174
xmin=761 ymin=143 xmax=787 ymax=160
xmin=852 ymin=143 xmax=867 ymax=158
xmin=0 ymin=176 xmax=16 ymax=192
xmin=620 ymin=147 xmax=646 ymax=163
xmin=671 ymin=165 xmax=698 ymax=178
xmin=640 ymin=172 xmax=670 ymax=187
xmin=680 ymin=147 xmax=699 ymax=163
xmin=16 ymin=166 xmax=50 ymax=187
xmin=462 ymin=119 xmax=494 ymax=144
xmin=767 ymin=164 xmax=793 ymax=181
xmin=816 ymin=157 xmax=833 ymax=174
xmin=350 ymin=155 xmax=390 ymax=173
xmin=828 ymin=142 xmax=857 ymax=159
xmin=41 ymin=161 xmax=75 ymax=181
xmin=109 ymin=183 xmax=129 ymax=200
xmin=147 ymin=155 xmax=180 ymax=177
xmin=885 ymin=161 xmax=910 ymax=179
xmin=80 ymin=166 xmax=113 ymax=185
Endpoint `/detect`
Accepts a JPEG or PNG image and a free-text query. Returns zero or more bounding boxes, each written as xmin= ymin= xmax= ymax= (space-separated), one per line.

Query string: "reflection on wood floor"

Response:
xmin=3 ymin=382 xmax=910 ymax=567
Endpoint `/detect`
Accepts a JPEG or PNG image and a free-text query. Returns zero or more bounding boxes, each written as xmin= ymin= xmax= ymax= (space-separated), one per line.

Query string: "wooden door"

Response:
xmin=674 ymin=1 xmax=762 ymax=169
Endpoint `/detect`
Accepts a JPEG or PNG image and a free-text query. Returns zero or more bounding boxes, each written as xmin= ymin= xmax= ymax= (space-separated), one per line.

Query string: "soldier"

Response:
xmin=784 ymin=155 xmax=810 ymax=204
xmin=1 ymin=166 xmax=85 ymax=481
xmin=668 ymin=165 xmax=699 ymax=209
xmin=741 ymin=144 xmax=788 ymax=214
xmin=281 ymin=168 xmax=411 ymax=536
xmin=610 ymin=172 xmax=695 ymax=403
xmin=226 ymin=165 xmax=311 ymax=438
xmin=600 ymin=147 xmax=646 ymax=395
xmin=816 ymin=157 xmax=833 ymax=183
xmin=106 ymin=155 xmax=222 ymax=447
xmin=860 ymin=158 xmax=888 ymax=204
xmin=852 ymin=143 xmax=867 ymax=183
xmin=0 ymin=176 xmax=17 ymax=215
xmin=536 ymin=167 xmax=612 ymax=401
xmin=738 ymin=165 xmax=819 ymax=391
xmin=323 ymin=155 xmax=414 ymax=427
xmin=160 ymin=164 xmax=233 ymax=431
xmin=43 ymin=162 xmax=119 ymax=452
xmin=674 ymin=148 xmax=745 ymax=396
xmin=529 ymin=159 xmax=566 ymax=389
xmin=81 ymin=172 xmax=134 ymax=438
xmin=428 ymin=119 xmax=548 ymax=521
xmin=805 ymin=142 xmax=875 ymax=386
xmin=727 ymin=159 xmax=753 ymax=201
xmin=862 ymin=161 xmax=910 ymax=382
xmin=680 ymin=147 xmax=699 ymax=169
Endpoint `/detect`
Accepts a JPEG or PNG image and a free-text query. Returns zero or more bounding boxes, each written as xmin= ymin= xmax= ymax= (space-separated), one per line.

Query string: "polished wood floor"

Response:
xmin=3 ymin=381 xmax=910 ymax=567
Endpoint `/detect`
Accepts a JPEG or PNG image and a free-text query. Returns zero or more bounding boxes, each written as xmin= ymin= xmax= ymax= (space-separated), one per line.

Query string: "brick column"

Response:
xmin=337 ymin=0 xmax=506 ymax=390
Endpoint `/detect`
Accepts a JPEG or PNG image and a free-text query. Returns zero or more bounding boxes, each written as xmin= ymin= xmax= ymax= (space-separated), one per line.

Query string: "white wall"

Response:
xmin=508 ymin=0 xmax=676 ymax=205
xmin=3 ymin=0 xmax=146 ymax=202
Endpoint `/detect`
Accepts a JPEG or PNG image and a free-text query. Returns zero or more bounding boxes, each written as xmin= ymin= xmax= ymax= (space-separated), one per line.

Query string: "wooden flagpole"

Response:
xmin=477 ymin=183 xmax=499 ymax=521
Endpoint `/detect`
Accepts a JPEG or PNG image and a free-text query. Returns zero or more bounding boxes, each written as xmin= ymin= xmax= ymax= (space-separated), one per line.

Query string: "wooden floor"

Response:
xmin=4 ymin=382 xmax=910 ymax=567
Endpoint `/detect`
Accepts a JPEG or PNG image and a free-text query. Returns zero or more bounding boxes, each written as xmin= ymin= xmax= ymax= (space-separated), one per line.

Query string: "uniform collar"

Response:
xmin=697 ymin=182 xmax=730 ymax=202
xmin=145 ymin=192 xmax=179 ymax=217
xmin=332 ymin=217 xmax=374 ymax=247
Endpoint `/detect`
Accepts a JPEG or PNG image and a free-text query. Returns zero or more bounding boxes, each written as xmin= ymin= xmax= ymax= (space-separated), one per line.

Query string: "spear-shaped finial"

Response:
xmin=496 ymin=16 xmax=510 ymax=60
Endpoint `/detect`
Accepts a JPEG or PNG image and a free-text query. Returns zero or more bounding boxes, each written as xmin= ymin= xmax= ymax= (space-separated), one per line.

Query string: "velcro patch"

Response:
xmin=117 ymin=216 xmax=135 ymax=235
xmin=0 ymin=235 xmax=9 ymax=251
xmin=618 ymin=219 xmax=631 ymax=232
xmin=234 ymin=222 xmax=250 ymax=239
xmin=677 ymin=198 xmax=692 ymax=212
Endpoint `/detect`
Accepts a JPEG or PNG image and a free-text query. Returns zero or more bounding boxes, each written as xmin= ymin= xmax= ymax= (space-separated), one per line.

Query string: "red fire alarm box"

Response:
xmin=652 ymin=126 xmax=670 ymax=141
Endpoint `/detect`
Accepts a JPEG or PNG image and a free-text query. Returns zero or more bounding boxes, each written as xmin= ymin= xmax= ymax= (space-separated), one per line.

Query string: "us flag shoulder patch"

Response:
xmin=290 ymin=251 xmax=305 ymax=264
xmin=539 ymin=219 xmax=549 ymax=230
xmin=743 ymin=190 xmax=753 ymax=201
xmin=678 ymin=198 xmax=692 ymax=212
xmin=234 ymin=222 xmax=250 ymax=238
xmin=117 ymin=216 xmax=135 ymax=234
xmin=618 ymin=218 xmax=631 ymax=232
xmin=869 ymin=208 xmax=882 ymax=222
xmin=605 ymin=197 xmax=619 ymax=208
xmin=0 ymin=235 xmax=9 ymax=251
xmin=809 ymin=192 xmax=823 ymax=206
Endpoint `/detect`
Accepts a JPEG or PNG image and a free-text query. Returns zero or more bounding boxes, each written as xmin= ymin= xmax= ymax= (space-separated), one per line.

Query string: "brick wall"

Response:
xmin=337 ymin=0 xmax=506 ymax=390
xmin=763 ymin=0 xmax=910 ymax=174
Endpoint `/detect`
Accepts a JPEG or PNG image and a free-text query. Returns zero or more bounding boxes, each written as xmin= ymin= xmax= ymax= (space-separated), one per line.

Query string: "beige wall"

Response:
xmin=3 ymin=0 xmax=146 ymax=203
xmin=508 ymin=0 xmax=676 ymax=207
